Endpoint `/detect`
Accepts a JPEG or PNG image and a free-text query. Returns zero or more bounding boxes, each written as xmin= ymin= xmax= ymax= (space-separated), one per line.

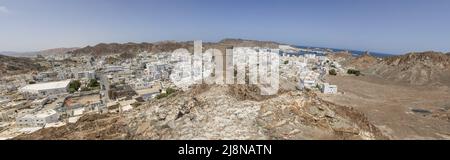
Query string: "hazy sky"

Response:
xmin=1 ymin=0 xmax=449 ymax=54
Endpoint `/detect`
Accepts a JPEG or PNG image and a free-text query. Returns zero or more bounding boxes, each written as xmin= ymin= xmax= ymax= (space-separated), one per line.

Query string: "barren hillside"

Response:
xmin=372 ymin=52 xmax=450 ymax=85
xmin=344 ymin=52 xmax=380 ymax=70
xmin=0 ymin=54 xmax=47 ymax=77
xmin=342 ymin=51 xmax=450 ymax=86
xmin=68 ymin=39 xmax=279 ymax=57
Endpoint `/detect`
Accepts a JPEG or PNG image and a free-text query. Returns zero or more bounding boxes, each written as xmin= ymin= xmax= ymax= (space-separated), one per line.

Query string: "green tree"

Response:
xmin=69 ymin=80 xmax=81 ymax=93
xmin=156 ymin=87 xmax=177 ymax=99
xmin=347 ymin=69 xmax=361 ymax=76
xmin=166 ymin=87 xmax=176 ymax=94
xmin=88 ymin=79 xmax=100 ymax=88
xmin=329 ymin=69 xmax=337 ymax=76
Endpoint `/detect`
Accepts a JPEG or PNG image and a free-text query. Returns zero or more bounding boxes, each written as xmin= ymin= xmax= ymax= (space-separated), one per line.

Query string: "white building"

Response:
xmin=118 ymin=99 xmax=136 ymax=113
xmin=76 ymin=70 xmax=96 ymax=80
xmin=31 ymin=98 xmax=49 ymax=108
xmin=16 ymin=109 xmax=60 ymax=127
xmin=35 ymin=71 xmax=58 ymax=82
xmin=331 ymin=62 xmax=341 ymax=68
xmin=104 ymin=65 xmax=124 ymax=73
xmin=144 ymin=63 xmax=168 ymax=80
xmin=130 ymin=79 xmax=153 ymax=90
xmin=322 ymin=83 xmax=338 ymax=94
xmin=19 ymin=80 xmax=72 ymax=99
xmin=298 ymin=78 xmax=316 ymax=90
xmin=3 ymin=101 xmax=27 ymax=110
xmin=304 ymin=54 xmax=316 ymax=59
xmin=57 ymin=72 xmax=68 ymax=80
xmin=296 ymin=61 xmax=307 ymax=69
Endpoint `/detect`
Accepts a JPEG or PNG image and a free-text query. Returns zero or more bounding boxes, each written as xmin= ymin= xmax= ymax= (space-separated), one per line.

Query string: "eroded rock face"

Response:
xmin=257 ymin=92 xmax=386 ymax=140
xmin=125 ymin=86 xmax=267 ymax=140
xmin=16 ymin=85 xmax=387 ymax=140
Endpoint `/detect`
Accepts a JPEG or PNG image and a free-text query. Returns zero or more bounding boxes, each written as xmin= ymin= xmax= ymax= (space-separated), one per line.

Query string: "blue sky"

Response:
xmin=0 ymin=0 xmax=449 ymax=54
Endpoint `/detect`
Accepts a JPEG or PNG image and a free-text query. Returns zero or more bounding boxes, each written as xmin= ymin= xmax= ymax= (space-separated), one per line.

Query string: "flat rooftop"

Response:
xmin=20 ymin=80 xmax=72 ymax=93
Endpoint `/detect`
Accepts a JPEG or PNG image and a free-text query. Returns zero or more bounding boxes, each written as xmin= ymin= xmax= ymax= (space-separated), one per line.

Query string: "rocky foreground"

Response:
xmin=16 ymin=85 xmax=387 ymax=140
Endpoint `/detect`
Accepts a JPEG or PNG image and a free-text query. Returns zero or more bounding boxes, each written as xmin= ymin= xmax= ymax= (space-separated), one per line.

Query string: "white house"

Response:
xmin=16 ymin=109 xmax=60 ymax=127
xmin=322 ymin=83 xmax=338 ymax=94
xmin=304 ymin=54 xmax=316 ymax=59
xmin=35 ymin=71 xmax=58 ymax=82
xmin=76 ymin=70 xmax=96 ymax=80
xmin=31 ymin=98 xmax=49 ymax=108
xmin=331 ymin=62 xmax=341 ymax=68
xmin=144 ymin=63 xmax=168 ymax=81
xmin=4 ymin=101 xmax=27 ymax=110
xmin=130 ymin=80 xmax=153 ymax=90
xmin=104 ymin=65 xmax=124 ymax=73
xmin=296 ymin=61 xmax=307 ymax=69
xmin=298 ymin=78 xmax=316 ymax=90
xmin=19 ymin=80 xmax=71 ymax=99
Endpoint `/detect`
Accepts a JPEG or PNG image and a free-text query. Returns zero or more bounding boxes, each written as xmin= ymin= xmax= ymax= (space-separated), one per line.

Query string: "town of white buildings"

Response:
xmin=0 ymin=43 xmax=344 ymax=139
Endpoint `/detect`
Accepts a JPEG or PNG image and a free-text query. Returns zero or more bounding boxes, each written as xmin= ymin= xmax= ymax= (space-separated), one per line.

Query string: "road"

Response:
xmin=99 ymin=72 xmax=110 ymax=105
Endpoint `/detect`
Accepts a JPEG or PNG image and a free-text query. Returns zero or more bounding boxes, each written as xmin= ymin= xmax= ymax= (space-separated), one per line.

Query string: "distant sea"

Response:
xmin=294 ymin=45 xmax=394 ymax=58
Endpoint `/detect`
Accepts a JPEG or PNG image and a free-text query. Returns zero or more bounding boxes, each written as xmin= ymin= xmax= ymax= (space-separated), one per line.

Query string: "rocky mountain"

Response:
xmin=367 ymin=51 xmax=450 ymax=85
xmin=0 ymin=54 xmax=47 ymax=77
xmin=15 ymin=84 xmax=386 ymax=140
xmin=35 ymin=48 xmax=79 ymax=56
xmin=217 ymin=38 xmax=279 ymax=48
xmin=345 ymin=51 xmax=450 ymax=85
xmin=328 ymin=51 xmax=353 ymax=60
xmin=344 ymin=52 xmax=380 ymax=70
xmin=0 ymin=48 xmax=78 ymax=57
xmin=338 ymin=51 xmax=450 ymax=86
xmin=68 ymin=41 xmax=184 ymax=56
xmin=0 ymin=51 xmax=38 ymax=57
xmin=68 ymin=39 xmax=280 ymax=57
